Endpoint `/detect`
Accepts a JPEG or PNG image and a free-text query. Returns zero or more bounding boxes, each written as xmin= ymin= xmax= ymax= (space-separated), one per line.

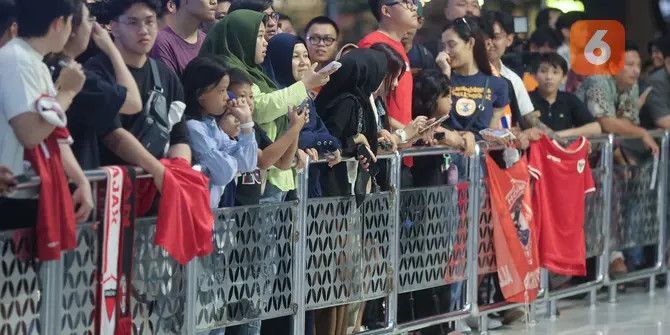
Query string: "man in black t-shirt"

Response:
xmin=529 ymin=53 xmax=601 ymax=138
xmin=84 ymin=0 xmax=192 ymax=188
xmin=51 ymin=2 xmax=145 ymax=171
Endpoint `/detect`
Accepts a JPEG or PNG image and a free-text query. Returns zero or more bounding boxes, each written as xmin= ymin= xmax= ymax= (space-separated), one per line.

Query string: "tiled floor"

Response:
xmin=482 ymin=285 xmax=670 ymax=335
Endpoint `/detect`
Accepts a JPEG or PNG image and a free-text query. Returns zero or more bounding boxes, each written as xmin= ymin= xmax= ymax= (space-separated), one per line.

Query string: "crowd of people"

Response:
xmin=0 ymin=0 xmax=668 ymax=334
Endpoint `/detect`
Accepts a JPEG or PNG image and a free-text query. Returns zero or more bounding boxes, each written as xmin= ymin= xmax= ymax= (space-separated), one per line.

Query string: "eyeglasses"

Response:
xmin=117 ymin=16 xmax=158 ymax=31
xmin=265 ymin=12 xmax=280 ymax=22
xmin=306 ymin=35 xmax=337 ymax=46
xmin=386 ymin=0 xmax=418 ymax=11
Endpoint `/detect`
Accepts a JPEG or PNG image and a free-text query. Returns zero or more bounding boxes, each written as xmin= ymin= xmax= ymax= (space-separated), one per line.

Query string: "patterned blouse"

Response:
xmin=575 ymin=75 xmax=640 ymax=125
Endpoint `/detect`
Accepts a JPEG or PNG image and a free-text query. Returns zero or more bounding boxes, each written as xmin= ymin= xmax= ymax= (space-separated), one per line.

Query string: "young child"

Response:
xmin=223 ymin=68 xmax=307 ymax=206
xmin=182 ymin=56 xmax=259 ymax=208
xmin=529 ymin=53 xmax=601 ymax=138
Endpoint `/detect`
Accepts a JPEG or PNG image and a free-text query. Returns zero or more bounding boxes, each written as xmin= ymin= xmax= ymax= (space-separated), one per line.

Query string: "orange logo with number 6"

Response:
xmin=570 ymin=20 xmax=625 ymax=76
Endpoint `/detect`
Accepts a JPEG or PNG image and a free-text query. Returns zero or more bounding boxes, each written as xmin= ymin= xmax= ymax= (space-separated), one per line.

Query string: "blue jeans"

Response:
xmin=260 ymin=183 xmax=287 ymax=204
xmin=623 ymin=193 xmax=645 ymax=270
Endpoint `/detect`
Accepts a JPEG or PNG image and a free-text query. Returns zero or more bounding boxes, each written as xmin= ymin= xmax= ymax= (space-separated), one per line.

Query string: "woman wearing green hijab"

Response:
xmin=200 ymin=9 xmax=334 ymax=201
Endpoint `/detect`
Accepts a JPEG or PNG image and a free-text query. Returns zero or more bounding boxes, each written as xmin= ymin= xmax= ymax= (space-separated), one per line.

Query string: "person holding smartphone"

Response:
xmin=200 ymin=10 xmax=337 ymax=203
xmin=266 ymin=33 xmax=343 ymax=197
xmin=315 ymin=48 xmax=389 ymax=198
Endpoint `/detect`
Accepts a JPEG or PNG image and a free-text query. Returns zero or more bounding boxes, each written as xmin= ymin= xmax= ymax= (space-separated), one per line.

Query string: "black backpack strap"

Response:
xmin=148 ymin=58 xmax=164 ymax=93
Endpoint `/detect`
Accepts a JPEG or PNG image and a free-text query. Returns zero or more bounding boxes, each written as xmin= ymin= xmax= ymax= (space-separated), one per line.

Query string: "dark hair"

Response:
xmin=228 ymin=68 xmax=253 ymax=86
xmin=0 ymin=0 xmax=16 ymax=35
xmin=229 ymin=0 xmax=272 ymax=13
xmin=533 ymin=52 xmax=568 ymax=75
xmin=625 ymin=40 xmax=639 ymax=53
xmin=89 ymin=0 xmax=113 ymax=25
xmin=304 ymin=16 xmax=339 ymax=36
xmin=106 ymin=0 xmax=163 ymax=21
xmin=16 ymin=0 xmax=80 ymax=38
xmin=555 ymin=11 xmax=584 ymax=32
xmin=535 ymin=7 xmax=561 ymax=29
xmin=481 ymin=10 xmax=514 ymax=37
xmin=529 ymin=27 xmax=561 ymax=50
xmin=656 ymin=36 xmax=670 ymax=59
xmin=368 ymin=0 xmax=384 ymax=21
xmin=648 ymin=38 xmax=661 ymax=55
xmin=0 ymin=0 xmax=16 ymax=36
xmin=277 ymin=12 xmax=290 ymax=21
xmin=182 ymin=56 xmax=229 ymax=120
xmin=71 ymin=0 xmax=85 ymax=32
xmin=412 ymin=69 xmax=451 ymax=119
xmin=443 ymin=16 xmax=493 ymax=76
xmin=370 ymin=43 xmax=407 ymax=98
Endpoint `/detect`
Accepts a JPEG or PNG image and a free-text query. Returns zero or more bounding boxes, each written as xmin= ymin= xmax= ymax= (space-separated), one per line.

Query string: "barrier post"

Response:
xmin=599 ymin=134 xmax=616 ymax=304
xmin=183 ymin=260 xmax=197 ymax=335
xmin=39 ymin=258 xmax=64 ymax=334
xmin=387 ymin=151 xmax=402 ymax=331
xmin=292 ymin=160 xmax=309 ymax=335
xmin=652 ymin=131 xmax=669 ymax=296
xmin=466 ymin=145 xmax=481 ymax=323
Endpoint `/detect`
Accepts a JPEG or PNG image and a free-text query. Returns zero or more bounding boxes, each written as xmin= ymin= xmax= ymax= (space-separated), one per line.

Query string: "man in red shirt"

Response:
xmin=359 ymin=0 xmax=418 ymax=132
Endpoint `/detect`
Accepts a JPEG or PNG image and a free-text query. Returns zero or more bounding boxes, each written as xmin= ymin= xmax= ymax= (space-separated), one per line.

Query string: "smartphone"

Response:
xmin=418 ymin=114 xmax=450 ymax=135
xmin=479 ymin=128 xmax=516 ymax=140
xmin=293 ymin=98 xmax=311 ymax=115
xmin=356 ymin=144 xmax=378 ymax=177
xmin=227 ymin=91 xmax=237 ymax=100
xmin=318 ymin=61 xmax=342 ymax=74
xmin=14 ymin=174 xmax=31 ymax=185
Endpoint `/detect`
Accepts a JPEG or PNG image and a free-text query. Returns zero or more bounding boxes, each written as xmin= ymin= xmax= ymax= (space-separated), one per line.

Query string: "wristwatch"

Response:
xmin=394 ymin=129 xmax=408 ymax=144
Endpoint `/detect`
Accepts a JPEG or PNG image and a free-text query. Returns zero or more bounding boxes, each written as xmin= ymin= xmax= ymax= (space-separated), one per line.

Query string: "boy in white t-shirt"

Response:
xmin=0 ymin=0 xmax=91 ymax=228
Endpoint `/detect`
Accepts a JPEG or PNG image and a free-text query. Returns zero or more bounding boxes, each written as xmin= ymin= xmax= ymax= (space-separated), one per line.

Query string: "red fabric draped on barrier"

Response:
xmin=485 ymin=154 xmax=540 ymax=303
xmin=153 ymin=157 xmax=213 ymax=265
xmin=24 ymin=128 xmax=76 ymax=261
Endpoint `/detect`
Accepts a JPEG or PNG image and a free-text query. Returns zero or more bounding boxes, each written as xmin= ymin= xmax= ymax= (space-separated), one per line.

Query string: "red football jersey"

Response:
xmin=485 ymin=154 xmax=540 ymax=303
xmin=529 ymin=136 xmax=595 ymax=276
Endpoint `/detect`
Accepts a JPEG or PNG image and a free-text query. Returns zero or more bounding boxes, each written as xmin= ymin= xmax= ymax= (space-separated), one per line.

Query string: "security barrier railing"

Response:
xmin=604 ymin=131 xmax=669 ymax=304
xmin=1 ymin=132 xmax=668 ymax=335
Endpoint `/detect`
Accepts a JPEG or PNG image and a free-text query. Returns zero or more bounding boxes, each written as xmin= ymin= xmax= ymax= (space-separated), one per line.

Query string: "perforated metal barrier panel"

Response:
xmin=398 ymin=183 xmax=468 ymax=294
xmin=194 ymin=203 xmax=296 ymax=331
xmin=304 ymin=192 xmax=393 ymax=310
xmin=1 ymin=229 xmax=41 ymax=335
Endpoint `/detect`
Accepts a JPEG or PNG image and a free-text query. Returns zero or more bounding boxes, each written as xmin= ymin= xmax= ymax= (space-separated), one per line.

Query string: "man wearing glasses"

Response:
xmin=86 ymin=0 xmax=192 ymax=167
xmin=359 ymin=0 xmax=419 ymax=140
xmin=304 ymin=16 xmax=340 ymax=71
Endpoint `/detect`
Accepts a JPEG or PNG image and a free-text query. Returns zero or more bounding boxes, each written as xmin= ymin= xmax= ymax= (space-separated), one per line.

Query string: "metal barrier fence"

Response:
xmin=1 ymin=133 xmax=668 ymax=335
xmin=604 ymin=131 xmax=669 ymax=304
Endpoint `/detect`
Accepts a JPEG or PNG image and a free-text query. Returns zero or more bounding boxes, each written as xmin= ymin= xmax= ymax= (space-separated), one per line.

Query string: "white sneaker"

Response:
xmin=454 ymin=319 xmax=472 ymax=332
xmin=464 ymin=316 xmax=503 ymax=330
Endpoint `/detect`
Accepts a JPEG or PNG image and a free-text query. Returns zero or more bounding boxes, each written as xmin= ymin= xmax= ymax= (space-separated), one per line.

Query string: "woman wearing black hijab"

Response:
xmin=315 ymin=48 xmax=388 ymax=198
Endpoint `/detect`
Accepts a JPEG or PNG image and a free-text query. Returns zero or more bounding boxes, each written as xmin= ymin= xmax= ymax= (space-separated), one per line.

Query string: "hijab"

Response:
xmin=199 ymin=9 xmax=277 ymax=93
xmin=315 ymin=48 xmax=387 ymax=115
xmin=266 ymin=33 xmax=306 ymax=89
